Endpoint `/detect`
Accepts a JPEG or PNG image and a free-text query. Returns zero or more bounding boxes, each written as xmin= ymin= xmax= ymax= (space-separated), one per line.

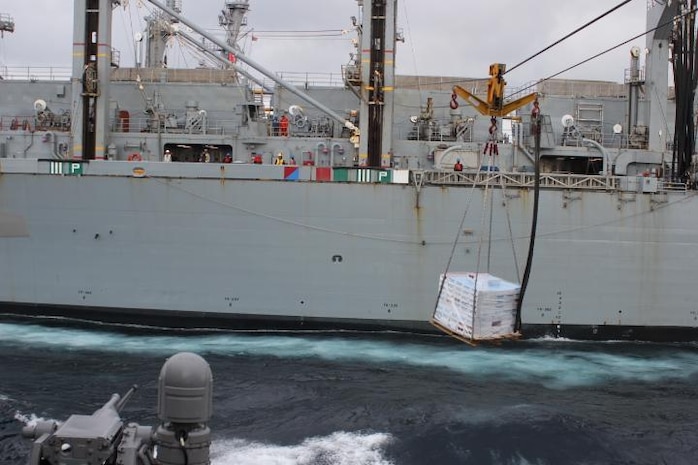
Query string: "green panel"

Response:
xmin=376 ymin=170 xmax=392 ymax=183
xmin=333 ymin=168 xmax=349 ymax=182
xmin=68 ymin=163 xmax=83 ymax=175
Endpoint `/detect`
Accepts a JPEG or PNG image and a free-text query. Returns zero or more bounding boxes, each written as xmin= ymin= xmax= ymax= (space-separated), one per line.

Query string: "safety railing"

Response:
xmin=0 ymin=66 xmax=71 ymax=81
xmin=110 ymin=67 xmax=241 ymax=84
xmin=272 ymin=71 xmax=347 ymax=88
xmin=0 ymin=115 xmax=73 ymax=133
xmin=110 ymin=115 xmax=239 ymax=136
xmin=423 ymin=170 xmax=651 ymax=192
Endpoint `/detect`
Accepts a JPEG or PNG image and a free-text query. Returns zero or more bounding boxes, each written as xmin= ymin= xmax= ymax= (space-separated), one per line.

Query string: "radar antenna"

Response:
xmin=0 ymin=13 xmax=14 ymax=37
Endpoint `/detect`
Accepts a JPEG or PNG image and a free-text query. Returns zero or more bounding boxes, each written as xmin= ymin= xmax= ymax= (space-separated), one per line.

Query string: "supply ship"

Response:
xmin=1 ymin=0 xmax=697 ymax=341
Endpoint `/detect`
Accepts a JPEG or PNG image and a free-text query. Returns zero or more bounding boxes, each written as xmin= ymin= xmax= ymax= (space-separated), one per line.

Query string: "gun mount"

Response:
xmin=22 ymin=352 xmax=213 ymax=465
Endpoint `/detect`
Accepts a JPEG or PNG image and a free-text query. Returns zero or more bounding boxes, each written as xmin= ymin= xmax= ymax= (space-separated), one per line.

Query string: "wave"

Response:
xmin=0 ymin=322 xmax=696 ymax=389
xmin=211 ymin=432 xmax=394 ymax=465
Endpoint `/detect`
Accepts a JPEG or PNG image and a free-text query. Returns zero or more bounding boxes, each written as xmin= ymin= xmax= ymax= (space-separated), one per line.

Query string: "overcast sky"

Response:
xmin=0 ymin=0 xmax=652 ymax=87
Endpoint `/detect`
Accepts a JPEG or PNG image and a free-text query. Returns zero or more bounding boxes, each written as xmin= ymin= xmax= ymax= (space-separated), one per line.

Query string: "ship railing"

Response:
xmin=397 ymin=121 xmax=471 ymax=143
xmin=110 ymin=67 xmax=241 ymax=84
xmin=535 ymin=80 xmax=627 ymax=98
xmin=271 ymin=71 xmax=347 ymax=88
xmin=110 ymin=115 xmax=241 ymax=136
xmin=660 ymin=181 xmax=690 ymax=192
xmin=111 ymin=115 xmax=339 ymax=139
xmin=0 ymin=116 xmax=31 ymax=131
xmin=0 ymin=66 xmax=71 ymax=81
xmin=423 ymin=170 xmax=624 ymax=191
xmin=0 ymin=115 xmax=70 ymax=133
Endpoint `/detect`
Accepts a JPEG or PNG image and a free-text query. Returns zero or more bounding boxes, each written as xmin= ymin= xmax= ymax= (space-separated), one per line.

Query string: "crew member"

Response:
xmin=279 ymin=113 xmax=289 ymax=137
xmin=271 ymin=114 xmax=279 ymax=136
xmin=163 ymin=149 xmax=172 ymax=162
xmin=454 ymin=158 xmax=463 ymax=172
xmin=274 ymin=152 xmax=285 ymax=165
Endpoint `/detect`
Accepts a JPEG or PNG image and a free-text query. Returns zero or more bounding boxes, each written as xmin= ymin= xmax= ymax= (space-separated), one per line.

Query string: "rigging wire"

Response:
xmin=397 ymin=6 xmax=698 ymax=96
xmin=123 ymin=5 xmax=139 ymax=66
xmin=513 ymin=7 xmax=698 ymax=96
xmin=251 ymin=29 xmax=346 ymax=33
xmin=505 ymin=0 xmax=636 ymax=75
xmin=173 ymin=35 xmax=192 ymax=68
xmin=247 ymin=37 xmax=349 ymax=42
xmin=499 ymin=170 xmax=521 ymax=283
xmin=474 ymin=168 xmax=494 ymax=276
xmin=400 ymin=0 xmax=424 ymax=97
xmin=432 ymin=174 xmax=487 ymax=320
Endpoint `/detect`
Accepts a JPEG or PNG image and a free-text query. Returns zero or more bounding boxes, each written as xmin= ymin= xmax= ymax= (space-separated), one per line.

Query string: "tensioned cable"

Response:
xmin=499 ymin=172 xmax=521 ymax=283
xmin=398 ymin=6 xmax=698 ymax=94
xmin=432 ymin=173 xmax=491 ymax=321
xmin=513 ymin=7 xmax=698 ymax=96
xmin=400 ymin=0 xmax=424 ymax=98
xmin=505 ymin=0 xmax=636 ymax=75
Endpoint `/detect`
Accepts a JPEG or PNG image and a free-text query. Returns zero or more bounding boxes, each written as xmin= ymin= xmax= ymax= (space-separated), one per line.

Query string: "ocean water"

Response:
xmin=0 ymin=319 xmax=697 ymax=465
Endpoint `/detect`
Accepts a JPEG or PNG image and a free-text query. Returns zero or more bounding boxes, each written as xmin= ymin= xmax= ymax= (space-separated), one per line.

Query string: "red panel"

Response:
xmin=315 ymin=167 xmax=332 ymax=181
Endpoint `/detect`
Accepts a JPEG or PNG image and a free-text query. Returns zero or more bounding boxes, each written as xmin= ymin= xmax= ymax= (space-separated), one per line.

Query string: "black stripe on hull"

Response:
xmin=1 ymin=302 xmax=697 ymax=342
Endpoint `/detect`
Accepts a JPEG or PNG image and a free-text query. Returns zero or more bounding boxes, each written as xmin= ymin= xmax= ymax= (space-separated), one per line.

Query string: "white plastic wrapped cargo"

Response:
xmin=431 ymin=272 xmax=521 ymax=342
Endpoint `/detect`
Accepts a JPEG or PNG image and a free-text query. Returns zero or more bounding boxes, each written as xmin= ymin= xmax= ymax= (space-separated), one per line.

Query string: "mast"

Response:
xmin=71 ymin=0 xmax=116 ymax=160
xmin=644 ymin=2 xmax=678 ymax=155
xmin=144 ymin=0 xmax=181 ymax=67
xmin=356 ymin=0 xmax=397 ymax=168
xmin=219 ymin=0 xmax=249 ymax=63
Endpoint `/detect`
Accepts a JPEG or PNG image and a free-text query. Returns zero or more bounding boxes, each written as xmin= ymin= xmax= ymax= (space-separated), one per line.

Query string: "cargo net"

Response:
xmin=431 ymin=272 xmax=521 ymax=344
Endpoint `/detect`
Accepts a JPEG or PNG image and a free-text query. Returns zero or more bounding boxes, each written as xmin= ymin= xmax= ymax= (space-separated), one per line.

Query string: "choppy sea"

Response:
xmin=0 ymin=318 xmax=697 ymax=465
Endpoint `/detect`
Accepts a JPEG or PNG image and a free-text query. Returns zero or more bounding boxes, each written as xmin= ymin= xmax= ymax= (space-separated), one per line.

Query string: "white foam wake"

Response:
xmin=1 ymin=322 xmax=696 ymax=389
xmin=210 ymin=431 xmax=394 ymax=465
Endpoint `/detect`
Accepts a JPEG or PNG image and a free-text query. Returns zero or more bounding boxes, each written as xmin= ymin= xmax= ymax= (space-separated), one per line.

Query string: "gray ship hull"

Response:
xmin=1 ymin=0 xmax=696 ymax=341
xmin=2 ymin=160 xmax=697 ymax=340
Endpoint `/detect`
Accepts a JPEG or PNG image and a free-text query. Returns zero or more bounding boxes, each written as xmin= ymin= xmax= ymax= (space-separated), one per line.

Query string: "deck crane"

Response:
xmin=449 ymin=63 xmax=538 ymax=117
xmin=449 ymin=63 xmax=539 ymax=158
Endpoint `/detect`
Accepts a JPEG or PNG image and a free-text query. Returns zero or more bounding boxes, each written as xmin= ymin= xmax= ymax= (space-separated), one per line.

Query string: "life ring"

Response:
xmin=127 ymin=153 xmax=142 ymax=161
